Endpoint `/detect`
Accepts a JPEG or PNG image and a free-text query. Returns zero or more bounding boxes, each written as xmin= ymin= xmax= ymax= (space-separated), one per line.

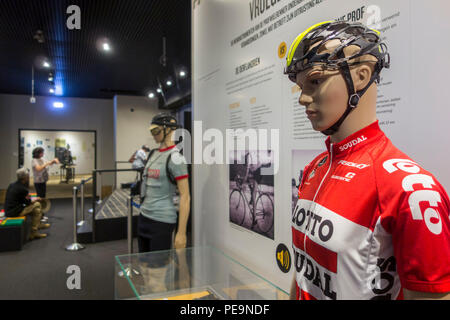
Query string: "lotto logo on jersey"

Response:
xmin=383 ymin=159 xmax=444 ymax=235
xmin=147 ymin=168 xmax=160 ymax=179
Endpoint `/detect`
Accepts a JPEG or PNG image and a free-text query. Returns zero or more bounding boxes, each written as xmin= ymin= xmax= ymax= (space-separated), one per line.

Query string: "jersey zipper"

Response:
xmin=305 ymin=143 xmax=334 ymax=252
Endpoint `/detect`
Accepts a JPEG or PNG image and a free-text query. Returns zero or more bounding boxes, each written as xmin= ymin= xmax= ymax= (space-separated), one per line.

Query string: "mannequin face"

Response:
xmin=151 ymin=126 xmax=174 ymax=145
xmin=296 ymin=67 xmax=348 ymax=132
xmin=294 ymin=40 xmax=375 ymax=133
xmin=151 ymin=125 xmax=165 ymax=143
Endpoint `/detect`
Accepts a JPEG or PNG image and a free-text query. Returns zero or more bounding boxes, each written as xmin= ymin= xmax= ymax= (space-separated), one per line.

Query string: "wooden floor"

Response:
xmin=29 ymin=174 xmax=93 ymax=199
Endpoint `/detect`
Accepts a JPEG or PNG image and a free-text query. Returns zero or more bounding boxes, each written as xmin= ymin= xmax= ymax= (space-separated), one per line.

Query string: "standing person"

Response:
xmin=285 ymin=21 xmax=450 ymax=300
xmin=138 ymin=114 xmax=190 ymax=254
xmin=130 ymin=145 xmax=151 ymax=171
xmin=4 ymin=168 xmax=50 ymax=240
xmin=31 ymin=147 xmax=59 ymax=221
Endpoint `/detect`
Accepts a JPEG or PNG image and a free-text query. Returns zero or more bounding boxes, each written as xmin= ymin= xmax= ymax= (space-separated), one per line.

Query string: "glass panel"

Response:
xmin=114 ymin=246 xmax=289 ymax=300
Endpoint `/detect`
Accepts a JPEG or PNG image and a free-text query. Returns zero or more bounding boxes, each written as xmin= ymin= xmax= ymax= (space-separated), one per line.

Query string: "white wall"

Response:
xmin=114 ymin=95 xmax=160 ymax=187
xmin=0 ymin=94 xmax=114 ymax=189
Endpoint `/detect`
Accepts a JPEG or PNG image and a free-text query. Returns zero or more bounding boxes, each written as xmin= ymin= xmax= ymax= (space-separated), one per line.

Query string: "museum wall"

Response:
xmin=114 ymin=95 xmax=160 ymax=187
xmin=192 ymin=0 xmax=450 ymax=292
xmin=0 ymin=93 xmax=114 ymax=190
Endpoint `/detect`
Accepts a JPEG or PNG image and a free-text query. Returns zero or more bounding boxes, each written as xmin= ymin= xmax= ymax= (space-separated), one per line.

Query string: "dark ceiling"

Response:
xmin=0 ymin=0 xmax=191 ymax=99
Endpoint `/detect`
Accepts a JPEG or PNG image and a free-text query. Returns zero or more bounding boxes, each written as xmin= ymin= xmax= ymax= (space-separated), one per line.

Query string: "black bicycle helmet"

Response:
xmin=285 ymin=21 xmax=390 ymax=136
xmin=150 ymin=113 xmax=181 ymax=130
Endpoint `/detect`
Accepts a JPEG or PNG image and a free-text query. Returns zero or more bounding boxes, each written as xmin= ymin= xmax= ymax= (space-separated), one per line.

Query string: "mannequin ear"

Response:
xmin=352 ymin=63 xmax=373 ymax=91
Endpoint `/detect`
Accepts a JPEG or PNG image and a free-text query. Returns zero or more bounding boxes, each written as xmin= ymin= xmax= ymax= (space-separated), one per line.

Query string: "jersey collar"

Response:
xmin=159 ymin=145 xmax=176 ymax=152
xmin=325 ymin=121 xmax=384 ymax=157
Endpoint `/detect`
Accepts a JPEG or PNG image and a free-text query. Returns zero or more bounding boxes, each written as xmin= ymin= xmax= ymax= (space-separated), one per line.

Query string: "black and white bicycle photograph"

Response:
xmin=229 ymin=150 xmax=274 ymax=240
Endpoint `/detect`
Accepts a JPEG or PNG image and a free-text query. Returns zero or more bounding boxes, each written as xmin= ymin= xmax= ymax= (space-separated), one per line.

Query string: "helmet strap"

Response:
xmin=320 ymin=58 xmax=380 ymax=136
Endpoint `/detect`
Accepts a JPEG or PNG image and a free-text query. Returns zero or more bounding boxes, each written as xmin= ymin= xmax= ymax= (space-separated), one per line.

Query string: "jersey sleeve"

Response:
xmin=168 ymin=152 xmax=189 ymax=181
xmin=379 ymin=165 xmax=450 ymax=293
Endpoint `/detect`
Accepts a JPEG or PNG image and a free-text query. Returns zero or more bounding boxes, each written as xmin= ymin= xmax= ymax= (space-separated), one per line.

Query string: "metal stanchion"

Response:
xmin=66 ymin=186 xmax=85 ymax=251
xmin=97 ymin=172 xmax=103 ymax=205
xmin=77 ymin=180 xmax=87 ymax=227
xmin=118 ymin=196 xmax=140 ymax=278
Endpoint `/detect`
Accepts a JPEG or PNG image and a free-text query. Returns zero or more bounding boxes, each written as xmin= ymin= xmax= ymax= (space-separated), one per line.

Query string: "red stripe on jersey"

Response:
xmin=301 ymin=290 xmax=317 ymax=300
xmin=293 ymin=229 xmax=305 ymax=250
xmin=175 ymin=174 xmax=189 ymax=181
xmin=293 ymin=229 xmax=338 ymax=273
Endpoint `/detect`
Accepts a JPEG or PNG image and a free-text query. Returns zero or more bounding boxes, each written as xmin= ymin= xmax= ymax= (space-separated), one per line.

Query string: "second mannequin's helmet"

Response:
xmin=149 ymin=113 xmax=181 ymax=132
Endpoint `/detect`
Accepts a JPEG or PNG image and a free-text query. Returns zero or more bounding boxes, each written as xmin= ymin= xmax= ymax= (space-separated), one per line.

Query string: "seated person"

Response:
xmin=4 ymin=168 xmax=50 ymax=240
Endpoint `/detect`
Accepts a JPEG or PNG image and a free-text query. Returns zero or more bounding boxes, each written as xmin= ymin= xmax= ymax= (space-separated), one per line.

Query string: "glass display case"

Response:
xmin=114 ymin=246 xmax=289 ymax=300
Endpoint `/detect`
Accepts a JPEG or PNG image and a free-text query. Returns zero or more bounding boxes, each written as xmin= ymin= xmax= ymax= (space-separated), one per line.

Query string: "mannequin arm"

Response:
xmin=174 ymin=178 xmax=191 ymax=249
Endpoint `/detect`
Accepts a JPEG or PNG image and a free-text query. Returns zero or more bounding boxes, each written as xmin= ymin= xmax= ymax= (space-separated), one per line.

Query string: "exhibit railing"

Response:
xmin=66 ymin=168 xmax=140 ymax=250
xmin=91 ymin=168 xmax=140 ymax=243
xmin=65 ymin=176 xmax=93 ymax=251
xmin=114 ymin=161 xmax=132 ymax=191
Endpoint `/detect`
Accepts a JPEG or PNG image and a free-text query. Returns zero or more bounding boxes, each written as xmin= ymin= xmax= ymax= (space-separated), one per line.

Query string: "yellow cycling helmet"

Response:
xmin=284 ymin=21 xmax=390 ymax=136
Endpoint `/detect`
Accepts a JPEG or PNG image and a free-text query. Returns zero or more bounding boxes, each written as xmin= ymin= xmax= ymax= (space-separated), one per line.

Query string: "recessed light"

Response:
xmin=53 ymin=102 xmax=64 ymax=108
xmin=49 ymin=88 xmax=55 ymax=93
xmin=103 ymin=43 xmax=111 ymax=51
xmin=166 ymin=80 xmax=172 ymax=86
xmin=43 ymin=61 xmax=51 ymax=68
xmin=148 ymin=92 xmax=155 ymax=98
xmin=156 ymin=88 xmax=162 ymax=93
xmin=179 ymin=71 xmax=186 ymax=77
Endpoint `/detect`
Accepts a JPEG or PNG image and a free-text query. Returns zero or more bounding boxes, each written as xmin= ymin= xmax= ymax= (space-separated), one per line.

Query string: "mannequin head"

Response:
xmin=149 ymin=113 xmax=180 ymax=148
xmin=285 ymin=21 xmax=389 ymax=141
xmin=295 ymin=40 xmax=379 ymax=142
xmin=150 ymin=119 xmax=177 ymax=147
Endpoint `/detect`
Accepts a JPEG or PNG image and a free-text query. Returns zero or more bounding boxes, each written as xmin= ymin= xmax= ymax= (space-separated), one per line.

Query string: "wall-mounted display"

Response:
xmin=19 ymin=129 xmax=96 ymax=176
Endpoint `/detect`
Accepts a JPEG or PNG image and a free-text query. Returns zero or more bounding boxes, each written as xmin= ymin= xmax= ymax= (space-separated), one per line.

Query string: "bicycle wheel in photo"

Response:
xmin=229 ymin=189 xmax=246 ymax=226
xmin=254 ymin=193 xmax=274 ymax=234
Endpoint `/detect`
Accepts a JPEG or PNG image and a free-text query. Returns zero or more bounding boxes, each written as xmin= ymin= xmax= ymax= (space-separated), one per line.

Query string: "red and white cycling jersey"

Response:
xmin=292 ymin=121 xmax=450 ymax=300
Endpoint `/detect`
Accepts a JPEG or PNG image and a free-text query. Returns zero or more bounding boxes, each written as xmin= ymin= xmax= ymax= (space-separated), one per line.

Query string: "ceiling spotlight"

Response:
xmin=103 ymin=43 xmax=111 ymax=51
xmin=53 ymin=102 xmax=64 ymax=109
xmin=156 ymin=88 xmax=162 ymax=93
xmin=148 ymin=92 xmax=155 ymax=99
xmin=43 ymin=61 xmax=51 ymax=68
xmin=33 ymin=30 xmax=45 ymax=44
xmin=49 ymin=88 xmax=55 ymax=94
xmin=166 ymin=80 xmax=172 ymax=86
xmin=48 ymin=76 xmax=54 ymax=82
xmin=179 ymin=71 xmax=186 ymax=77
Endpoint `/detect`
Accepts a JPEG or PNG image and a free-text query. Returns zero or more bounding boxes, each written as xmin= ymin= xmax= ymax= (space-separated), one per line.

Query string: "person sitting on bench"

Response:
xmin=4 ymin=168 xmax=50 ymax=240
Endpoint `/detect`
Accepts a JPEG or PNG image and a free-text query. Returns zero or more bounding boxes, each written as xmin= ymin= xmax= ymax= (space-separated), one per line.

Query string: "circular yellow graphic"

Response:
xmin=276 ymin=243 xmax=291 ymax=273
xmin=278 ymin=42 xmax=287 ymax=59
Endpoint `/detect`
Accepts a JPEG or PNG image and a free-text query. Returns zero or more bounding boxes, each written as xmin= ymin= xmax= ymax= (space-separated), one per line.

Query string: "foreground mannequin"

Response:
xmin=138 ymin=114 xmax=190 ymax=252
xmin=285 ymin=21 xmax=450 ymax=300
xmin=138 ymin=114 xmax=190 ymax=291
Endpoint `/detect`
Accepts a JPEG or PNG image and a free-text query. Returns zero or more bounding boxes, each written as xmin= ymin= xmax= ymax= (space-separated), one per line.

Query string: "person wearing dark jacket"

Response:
xmin=4 ymin=168 xmax=50 ymax=240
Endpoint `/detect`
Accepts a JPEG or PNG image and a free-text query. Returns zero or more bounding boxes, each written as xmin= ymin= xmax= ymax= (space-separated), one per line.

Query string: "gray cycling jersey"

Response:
xmin=140 ymin=146 xmax=188 ymax=224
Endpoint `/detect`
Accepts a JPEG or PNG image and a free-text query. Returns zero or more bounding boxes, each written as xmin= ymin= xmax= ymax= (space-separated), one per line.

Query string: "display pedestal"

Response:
xmin=114 ymin=246 xmax=288 ymax=300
